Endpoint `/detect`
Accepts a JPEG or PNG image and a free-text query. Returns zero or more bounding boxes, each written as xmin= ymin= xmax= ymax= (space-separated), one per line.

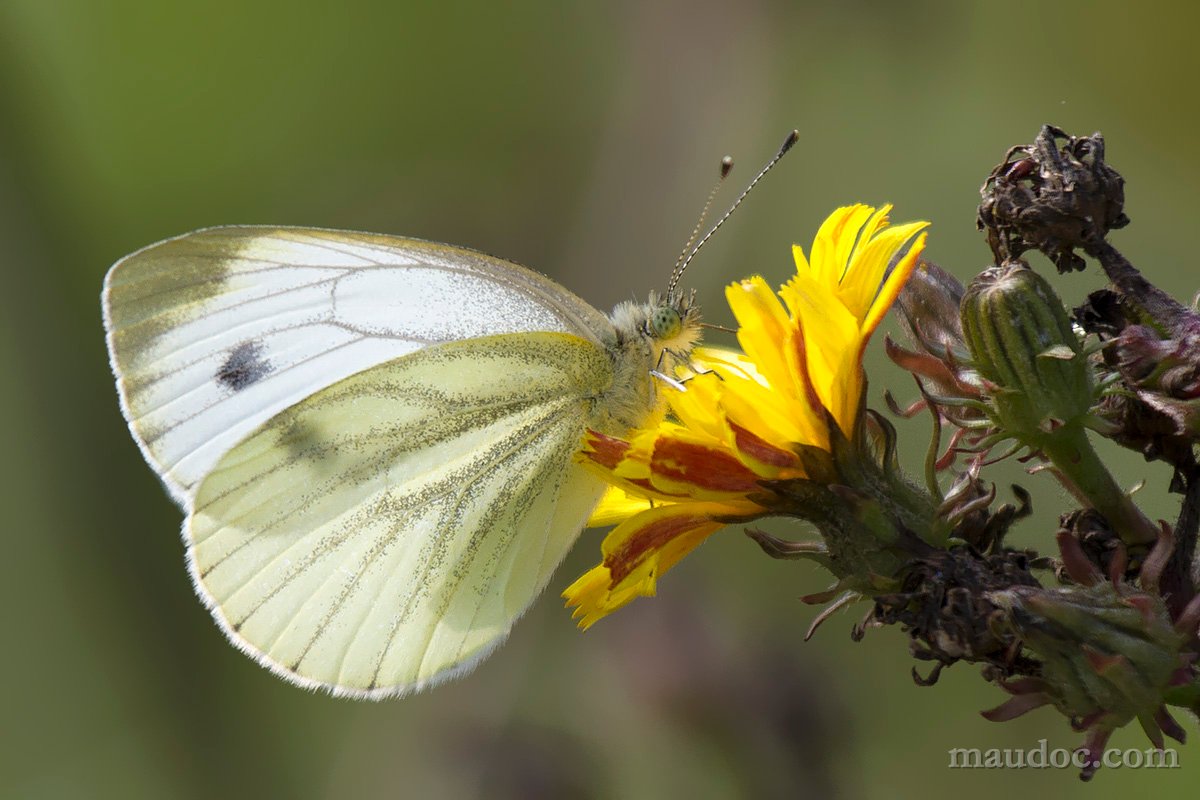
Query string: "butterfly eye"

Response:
xmin=651 ymin=306 xmax=683 ymax=340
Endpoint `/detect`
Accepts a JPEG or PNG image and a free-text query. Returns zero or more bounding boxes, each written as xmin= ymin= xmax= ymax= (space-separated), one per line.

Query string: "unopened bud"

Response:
xmin=962 ymin=262 xmax=1159 ymax=546
xmin=987 ymin=583 xmax=1193 ymax=761
xmin=961 ymin=261 xmax=1094 ymax=442
xmin=896 ymin=259 xmax=969 ymax=361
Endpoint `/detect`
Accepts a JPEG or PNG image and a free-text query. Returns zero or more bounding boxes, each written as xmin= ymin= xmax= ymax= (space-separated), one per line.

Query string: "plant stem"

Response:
xmin=1041 ymin=425 xmax=1159 ymax=546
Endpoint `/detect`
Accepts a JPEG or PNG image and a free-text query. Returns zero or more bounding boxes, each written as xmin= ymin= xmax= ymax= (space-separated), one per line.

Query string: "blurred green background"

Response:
xmin=5 ymin=1 xmax=1200 ymax=798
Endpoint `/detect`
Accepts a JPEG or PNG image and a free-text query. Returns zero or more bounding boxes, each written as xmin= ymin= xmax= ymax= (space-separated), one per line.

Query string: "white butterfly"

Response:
xmin=103 ymin=226 xmax=701 ymax=698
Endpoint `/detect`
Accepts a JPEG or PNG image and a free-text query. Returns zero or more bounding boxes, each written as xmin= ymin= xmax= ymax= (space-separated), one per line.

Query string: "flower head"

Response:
xmin=564 ymin=205 xmax=929 ymax=628
xmin=983 ymin=528 xmax=1200 ymax=780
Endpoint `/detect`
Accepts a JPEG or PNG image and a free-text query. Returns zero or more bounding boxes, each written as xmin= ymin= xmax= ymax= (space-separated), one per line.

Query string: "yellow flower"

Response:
xmin=563 ymin=205 xmax=930 ymax=629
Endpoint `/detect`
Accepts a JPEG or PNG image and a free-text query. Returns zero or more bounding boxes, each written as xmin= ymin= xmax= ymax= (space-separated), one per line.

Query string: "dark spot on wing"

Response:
xmin=217 ymin=341 xmax=272 ymax=391
xmin=275 ymin=417 xmax=336 ymax=465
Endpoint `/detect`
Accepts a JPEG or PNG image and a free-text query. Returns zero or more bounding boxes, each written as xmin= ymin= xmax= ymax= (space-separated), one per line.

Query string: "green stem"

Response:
xmin=890 ymin=474 xmax=949 ymax=548
xmin=1041 ymin=425 xmax=1159 ymax=546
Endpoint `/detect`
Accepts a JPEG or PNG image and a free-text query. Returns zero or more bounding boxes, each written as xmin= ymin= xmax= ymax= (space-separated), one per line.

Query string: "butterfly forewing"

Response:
xmin=189 ymin=332 xmax=612 ymax=696
xmin=103 ymin=227 xmax=614 ymax=503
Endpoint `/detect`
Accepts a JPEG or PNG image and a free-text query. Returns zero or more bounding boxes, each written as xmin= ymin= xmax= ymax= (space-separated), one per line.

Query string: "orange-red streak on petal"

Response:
xmin=605 ymin=512 xmax=722 ymax=584
xmin=729 ymin=422 xmax=800 ymax=470
xmin=649 ymin=438 xmax=763 ymax=493
xmin=582 ymin=430 xmax=632 ymax=469
xmin=790 ymin=317 xmax=829 ymax=422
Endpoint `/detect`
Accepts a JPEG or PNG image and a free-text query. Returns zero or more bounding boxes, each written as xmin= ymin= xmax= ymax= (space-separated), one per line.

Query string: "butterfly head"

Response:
xmin=608 ymin=289 xmax=701 ymax=368
xmin=651 ymin=285 xmax=701 ymax=336
xmin=642 ymin=289 xmax=703 ymax=372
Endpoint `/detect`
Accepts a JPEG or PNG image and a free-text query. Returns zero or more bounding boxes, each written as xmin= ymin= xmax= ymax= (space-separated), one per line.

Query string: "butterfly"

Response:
xmin=102 ymin=132 xmax=795 ymax=699
xmin=102 ymin=226 xmax=702 ymax=698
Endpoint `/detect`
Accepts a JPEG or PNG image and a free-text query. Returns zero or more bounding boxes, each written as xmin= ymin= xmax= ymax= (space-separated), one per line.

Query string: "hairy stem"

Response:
xmin=1041 ymin=425 xmax=1159 ymax=547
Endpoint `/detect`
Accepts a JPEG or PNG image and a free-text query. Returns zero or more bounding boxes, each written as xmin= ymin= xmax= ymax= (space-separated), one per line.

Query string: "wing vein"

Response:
xmin=368 ymin=402 xmax=577 ymax=687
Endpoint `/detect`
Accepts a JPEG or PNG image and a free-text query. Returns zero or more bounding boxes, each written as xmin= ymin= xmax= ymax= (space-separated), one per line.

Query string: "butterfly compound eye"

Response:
xmin=651 ymin=306 xmax=683 ymax=340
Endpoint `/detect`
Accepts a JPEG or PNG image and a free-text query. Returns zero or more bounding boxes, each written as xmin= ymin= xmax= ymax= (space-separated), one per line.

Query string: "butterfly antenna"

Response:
xmin=672 ymin=155 xmax=735 ymax=279
xmin=667 ymin=129 xmax=799 ymax=298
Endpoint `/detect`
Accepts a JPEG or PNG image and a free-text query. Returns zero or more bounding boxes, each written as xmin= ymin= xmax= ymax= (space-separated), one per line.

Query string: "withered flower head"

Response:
xmin=977 ymin=124 xmax=1127 ymax=273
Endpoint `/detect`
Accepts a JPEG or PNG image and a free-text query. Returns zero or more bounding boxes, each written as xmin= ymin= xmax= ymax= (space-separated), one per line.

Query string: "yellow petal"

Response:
xmin=792 ymin=243 xmax=812 ymax=275
xmin=726 ymin=277 xmax=795 ymax=392
xmin=810 ymin=204 xmax=876 ymax=286
xmin=861 ymin=230 xmax=928 ymax=341
xmin=839 ymin=220 xmax=929 ymax=323
xmin=587 ymin=485 xmax=655 ymax=527
xmin=666 ymin=372 xmax=730 ymax=444
xmin=563 ymin=501 xmax=752 ymax=629
xmin=690 ymin=346 xmax=767 ymax=385
xmin=779 ymin=272 xmax=858 ymax=414
xmin=720 ymin=373 xmax=826 ymax=453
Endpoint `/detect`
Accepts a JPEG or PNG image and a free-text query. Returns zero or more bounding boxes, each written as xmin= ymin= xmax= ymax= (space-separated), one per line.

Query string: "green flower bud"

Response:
xmin=962 ymin=262 xmax=1159 ymax=546
xmin=960 ymin=261 xmax=1094 ymax=441
xmin=985 ymin=583 xmax=1196 ymax=778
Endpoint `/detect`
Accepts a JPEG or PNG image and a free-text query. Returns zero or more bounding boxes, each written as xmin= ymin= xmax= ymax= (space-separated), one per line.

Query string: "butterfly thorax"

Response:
xmin=596 ymin=290 xmax=702 ymax=434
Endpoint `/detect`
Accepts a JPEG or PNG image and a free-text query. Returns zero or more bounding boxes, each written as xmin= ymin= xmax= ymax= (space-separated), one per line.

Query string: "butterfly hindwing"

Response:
xmin=188 ymin=332 xmax=613 ymax=697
